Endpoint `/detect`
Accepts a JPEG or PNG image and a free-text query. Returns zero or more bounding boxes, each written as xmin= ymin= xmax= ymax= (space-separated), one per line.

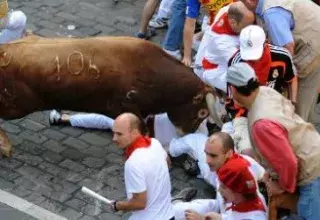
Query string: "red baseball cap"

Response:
xmin=217 ymin=154 xmax=257 ymax=194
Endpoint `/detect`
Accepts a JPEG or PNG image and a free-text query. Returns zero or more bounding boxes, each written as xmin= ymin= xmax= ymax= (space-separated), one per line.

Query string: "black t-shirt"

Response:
xmin=228 ymin=44 xmax=295 ymax=95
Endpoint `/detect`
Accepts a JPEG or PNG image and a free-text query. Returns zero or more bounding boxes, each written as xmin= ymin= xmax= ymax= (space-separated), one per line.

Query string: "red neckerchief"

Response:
xmin=125 ymin=135 xmax=151 ymax=160
xmin=211 ymin=13 xmax=237 ymax=36
xmin=246 ymin=44 xmax=272 ymax=85
xmin=226 ymin=196 xmax=266 ymax=213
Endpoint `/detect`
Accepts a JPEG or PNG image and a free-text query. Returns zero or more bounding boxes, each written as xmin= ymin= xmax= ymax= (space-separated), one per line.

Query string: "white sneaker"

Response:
xmin=163 ymin=49 xmax=182 ymax=60
xmin=149 ymin=17 xmax=168 ymax=29
xmin=49 ymin=109 xmax=62 ymax=125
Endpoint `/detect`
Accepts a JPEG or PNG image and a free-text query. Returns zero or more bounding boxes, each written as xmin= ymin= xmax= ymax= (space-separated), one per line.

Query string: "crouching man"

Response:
xmin=173 ymin=132 xmax=267 ymax=220
xmin=110 ymin=112 xmax=175 ymax=220
xmin=183 ymin=154 xmax=267 ymax=220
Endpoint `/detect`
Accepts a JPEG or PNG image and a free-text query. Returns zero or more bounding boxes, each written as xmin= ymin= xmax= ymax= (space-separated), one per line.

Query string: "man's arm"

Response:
xmin=115 ymin=191 xmax=147 ymax=211
xmin=115 ymin=162 xmax=147 ymax=212
xmin=251 ymin=119 xmax=298 ymax=193
xmin=288 ymin=76 xmax=298 ymax=104
xmin=263 ymin=8 xmax=295 ymax=55
xmin=182 ymin=17 xmax=197 ymax=66
xmin=182 ymin=0 xmax=200 ymax=66
xmin=284 ymin=42 xmax=295 ymax=56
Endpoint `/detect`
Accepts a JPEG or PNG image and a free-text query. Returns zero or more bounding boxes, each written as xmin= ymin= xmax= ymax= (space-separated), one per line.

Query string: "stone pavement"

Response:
xmin=0 ymin=202 xmax=37 ymax=220
xmin=0 ymin=0 xmax=215 ymax=219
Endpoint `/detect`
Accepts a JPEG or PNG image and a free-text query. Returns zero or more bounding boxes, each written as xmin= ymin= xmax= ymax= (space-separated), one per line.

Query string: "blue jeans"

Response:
xmin=298 ymin=177 xmax=320 ymax=220
xmin=162 ymin=0 xmax=186 ymax=51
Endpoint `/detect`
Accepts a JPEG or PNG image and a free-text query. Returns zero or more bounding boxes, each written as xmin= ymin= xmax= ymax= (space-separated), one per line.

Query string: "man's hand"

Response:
xmin=266 ymin=180 xmax=285 ymax=196
xmin=182 ymin=56 xmax=192 ymax=67
xmin=109 ymin=200 xmax=119 ymax=212
xmin=185 ymin=209 xmax=203 ymax=220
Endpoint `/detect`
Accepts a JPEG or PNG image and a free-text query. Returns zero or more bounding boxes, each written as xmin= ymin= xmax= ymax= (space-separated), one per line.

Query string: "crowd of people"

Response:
xmin=48 ymin=0 xmax=320 ymax=220
xmin=1 ymin=0 xmax=320 ymax=219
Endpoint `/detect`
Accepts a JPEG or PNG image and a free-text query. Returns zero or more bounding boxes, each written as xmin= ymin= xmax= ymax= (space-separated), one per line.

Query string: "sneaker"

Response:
xmin=134 ymin=28 xmax=156 ymax=40
xmin=149 ymin=17 xmax=168 ymax=29
xmin=49 ymin=109 xmax=62 ymax=125
xmin=181 ymin=155 xmax=200 ymax=176
xmin=206 ymin=121 xmax=221 ymax=135
xmin=163 ymin=49 xmax=182 ymax=60
xmin=171 ymin=187 xmax=198 ymax=202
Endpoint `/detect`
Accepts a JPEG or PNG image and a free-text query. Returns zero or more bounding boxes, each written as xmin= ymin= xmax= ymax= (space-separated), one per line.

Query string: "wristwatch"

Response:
xmin=112 ymin=200 xmax=119 ymax=212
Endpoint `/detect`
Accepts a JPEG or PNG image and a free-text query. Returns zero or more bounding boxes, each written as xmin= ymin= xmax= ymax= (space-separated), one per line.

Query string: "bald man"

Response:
xmin=173 ymin=132 xmax=266 ymax=220
xmin=195 ymin=1 xmax=255 ymax=93
xmin=110 ymin=112 xmax=175 ymax=220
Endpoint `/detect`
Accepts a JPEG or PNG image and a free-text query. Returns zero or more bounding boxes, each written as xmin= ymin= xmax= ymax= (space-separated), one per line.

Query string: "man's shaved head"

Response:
xmin=207 ymin=132 xmax=235 ymax=153
xmin=112 ymin=112 xmax=145 ymax=149
xmin=228 ymin=1 xmax=255 ymax=33
xmin=115 ymin=112 xmax=143 ymax=133
xmin=205 ymin=132 xmax=235 ymax=171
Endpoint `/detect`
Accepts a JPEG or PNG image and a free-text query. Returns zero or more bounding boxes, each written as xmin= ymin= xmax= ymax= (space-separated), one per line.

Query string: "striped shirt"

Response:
xmin=228 ymin=44 xmax=296 ymax=95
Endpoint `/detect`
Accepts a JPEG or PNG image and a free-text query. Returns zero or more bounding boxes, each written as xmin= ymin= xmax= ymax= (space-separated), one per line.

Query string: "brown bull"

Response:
xmin=0 ymin=35 xmax=214 ymax=156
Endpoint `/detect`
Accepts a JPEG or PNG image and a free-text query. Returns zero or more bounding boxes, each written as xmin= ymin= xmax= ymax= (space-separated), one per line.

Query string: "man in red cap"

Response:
xmin=212 ymin=154 xmax=267 ymax=219
xmin=184 ymin=154 xmax=267 ymax=220
xmin=174 ymin=132 xmax=267 ymax=220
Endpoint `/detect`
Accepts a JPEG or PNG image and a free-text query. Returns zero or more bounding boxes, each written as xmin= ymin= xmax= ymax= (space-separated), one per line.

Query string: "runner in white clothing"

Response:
xmin=49 ymin=110 xmax=208 ymax=147
xmin=172 ymin=132 xmax=267 ymax=220
xmin=110 ymin=113 xmax=175 ymax=220
xmin=195 ymin=2 xmax=254 ymax=93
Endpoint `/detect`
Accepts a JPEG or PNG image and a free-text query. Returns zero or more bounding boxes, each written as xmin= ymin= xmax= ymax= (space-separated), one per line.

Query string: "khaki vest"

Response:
xmin=248 ymin=87 xmax=320 ymax=185
xmin=260 ymin=0 xmax=320 ymax=77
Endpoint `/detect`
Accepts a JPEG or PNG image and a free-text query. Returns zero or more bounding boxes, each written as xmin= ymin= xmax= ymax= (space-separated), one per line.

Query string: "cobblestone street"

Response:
xmin=0 ymin=0 xmax=215 ymax=219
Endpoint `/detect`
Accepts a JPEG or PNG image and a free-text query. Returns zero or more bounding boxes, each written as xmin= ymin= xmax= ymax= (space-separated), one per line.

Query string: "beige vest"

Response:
xmin=248 ymin=87 xmax=320 ymax=185
xmin=261 ymin=0 xmax=320 ymax=77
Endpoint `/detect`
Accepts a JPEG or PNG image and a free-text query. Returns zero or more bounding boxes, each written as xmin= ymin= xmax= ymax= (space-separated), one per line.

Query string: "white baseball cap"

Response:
xmin=240 ymin=25 xmax=266 ymax=60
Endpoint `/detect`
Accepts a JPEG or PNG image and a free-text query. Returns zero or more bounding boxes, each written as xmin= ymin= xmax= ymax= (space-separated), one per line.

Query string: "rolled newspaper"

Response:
xmin=81 ymin=186 xmax=113 ymax=204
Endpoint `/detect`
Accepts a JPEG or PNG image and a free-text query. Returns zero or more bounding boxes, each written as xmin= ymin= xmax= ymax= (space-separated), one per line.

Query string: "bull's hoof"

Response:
xmin=0 ymin=146 xmax=12 ymax=158
xmin=0 ymin=130 xmax=13 ymax=158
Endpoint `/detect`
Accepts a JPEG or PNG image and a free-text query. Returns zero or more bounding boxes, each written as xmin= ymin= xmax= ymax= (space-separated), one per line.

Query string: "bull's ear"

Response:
xmin=193 ymin=93 xmax=204 ymax=104
xmin=0 ymin=51 xmax=11 ymax=67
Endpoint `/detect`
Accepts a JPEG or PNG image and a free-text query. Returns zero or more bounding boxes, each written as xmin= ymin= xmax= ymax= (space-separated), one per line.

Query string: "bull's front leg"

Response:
xmin=0 ymin=128 xmax=12 ymax=158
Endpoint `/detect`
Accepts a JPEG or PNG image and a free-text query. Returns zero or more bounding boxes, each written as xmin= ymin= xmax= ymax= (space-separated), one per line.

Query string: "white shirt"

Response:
xmin=202 ymin=5 xmax=240 ymax=92
xmin=125 ymin=138 xmax=174 ymax=220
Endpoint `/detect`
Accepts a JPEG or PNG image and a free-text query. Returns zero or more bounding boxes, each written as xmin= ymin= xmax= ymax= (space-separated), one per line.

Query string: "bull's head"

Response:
xmin=167 ymin=85 xmax=216 ymax=134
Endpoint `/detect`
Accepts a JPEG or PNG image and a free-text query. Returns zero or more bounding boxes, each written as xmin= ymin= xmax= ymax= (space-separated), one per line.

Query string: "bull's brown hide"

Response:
xmin=0 ymin=35 xmax=211 ymax=134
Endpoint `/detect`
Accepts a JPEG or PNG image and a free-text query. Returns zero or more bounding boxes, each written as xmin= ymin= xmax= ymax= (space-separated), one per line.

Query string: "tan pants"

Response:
xmin=296 ymin=65 xmax=320 ymax=123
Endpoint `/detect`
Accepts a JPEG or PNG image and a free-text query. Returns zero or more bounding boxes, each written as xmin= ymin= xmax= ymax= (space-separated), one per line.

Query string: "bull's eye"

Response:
xmin=198 ymin=109 xmax=209 ymax=119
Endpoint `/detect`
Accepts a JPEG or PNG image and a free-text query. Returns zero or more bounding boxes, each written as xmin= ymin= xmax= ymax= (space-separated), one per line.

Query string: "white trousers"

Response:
xmin=174 ymin=199 xmax=219 ymax=220
xmin=69 ymin=113 xmax=114 ymax=130
xmin=0 ymin=11 xmax=27 ymax=44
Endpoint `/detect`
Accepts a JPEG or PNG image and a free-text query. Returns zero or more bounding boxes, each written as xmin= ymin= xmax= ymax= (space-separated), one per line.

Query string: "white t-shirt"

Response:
xmin=125 ymin=138 xmax=174 ymax=220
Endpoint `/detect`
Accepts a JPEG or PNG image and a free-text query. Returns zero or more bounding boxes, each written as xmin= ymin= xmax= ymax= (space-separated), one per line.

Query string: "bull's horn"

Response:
xmin=205 ymin=93 xmax=223 ymax=127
